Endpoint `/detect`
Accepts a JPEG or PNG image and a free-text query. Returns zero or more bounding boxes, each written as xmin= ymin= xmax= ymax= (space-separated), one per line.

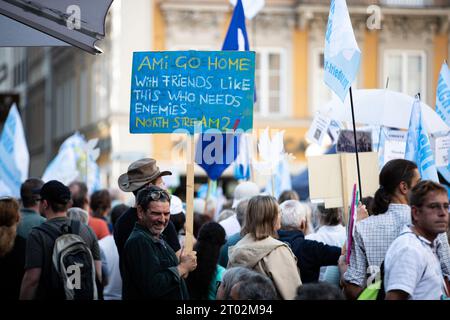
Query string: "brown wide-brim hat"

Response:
xmin=118 ymin=158 xmax=172 ymax=192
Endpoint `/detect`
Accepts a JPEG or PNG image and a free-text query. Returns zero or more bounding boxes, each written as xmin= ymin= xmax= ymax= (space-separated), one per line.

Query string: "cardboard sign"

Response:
xmin=130 ymin=51 xmax=256 ymax=134
xmin=308 ymin=152 xmax=379 ymax=210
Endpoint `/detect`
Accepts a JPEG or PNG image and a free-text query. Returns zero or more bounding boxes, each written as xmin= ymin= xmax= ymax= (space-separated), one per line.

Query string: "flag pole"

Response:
xmin=349 ymin=86 xmax=363 ymax=202
xmin=203 ymin=177 xmax=211 ymax=216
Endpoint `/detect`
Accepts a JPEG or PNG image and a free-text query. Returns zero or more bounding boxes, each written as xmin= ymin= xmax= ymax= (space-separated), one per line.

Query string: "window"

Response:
xmin=311 ymin=49 xmax=333 ymax=115
xmin=384 ymin=50 xmax=426 ymax=100
xmin=54 ymin=69 xmax=76 ymax=138
xmin=13 ymin=48 xmax=27 ymax=87
xmin=254 ymin=49 xmax=287 ymax=117
xmin=79 ymin=67 xmax=88 ymax=127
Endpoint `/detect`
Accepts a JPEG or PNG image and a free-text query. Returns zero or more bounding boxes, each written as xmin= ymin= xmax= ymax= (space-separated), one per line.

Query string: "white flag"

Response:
xmin=0 ymin=104 xmax=29 ymax=197
xmin=42 ymin=132 xmax=101 ymax=193
xmin=324 ymin=0 xmax=361 ymax=101
xmin=230 ymin=0 xmax=265 ymax=20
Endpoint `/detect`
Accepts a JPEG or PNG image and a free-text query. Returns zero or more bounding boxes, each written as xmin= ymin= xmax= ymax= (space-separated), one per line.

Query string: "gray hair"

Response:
xmin=220 ymin=267 xmax=255 ymax=300
xmin=235 ymin=273 xmax=278 ymax=300
xmin=217 ymin=209 xmax=235 ymax=223
xmin=280 ymin=200 xmax=307 ymax=230
xmin=67 ymin=207 xmax=89 ymax=225
xmin=235 ymin=198 xmax=249 ymax=227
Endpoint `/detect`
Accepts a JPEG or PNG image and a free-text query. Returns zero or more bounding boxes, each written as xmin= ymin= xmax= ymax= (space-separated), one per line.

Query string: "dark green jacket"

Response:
xmin=122 ymin=223 xmax=189 ymax=300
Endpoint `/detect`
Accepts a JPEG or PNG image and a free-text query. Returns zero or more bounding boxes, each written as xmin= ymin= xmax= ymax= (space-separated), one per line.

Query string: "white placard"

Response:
xmin=383 ymin=130 xmax=407 ymax=164
xmin=307 ymin=112 xmax=331 ymax=146
xmin=434 ymin=135 xmax=450 ymax=167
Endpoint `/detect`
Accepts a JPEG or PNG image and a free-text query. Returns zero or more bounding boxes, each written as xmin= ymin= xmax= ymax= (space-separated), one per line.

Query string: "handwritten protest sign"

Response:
xmin=130 ymin=51 xmax=255 ymax=134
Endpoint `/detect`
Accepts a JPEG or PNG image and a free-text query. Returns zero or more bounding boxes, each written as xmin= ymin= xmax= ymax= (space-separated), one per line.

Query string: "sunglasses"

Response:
xmin=139 ymin=188 xmax=170 ymax=202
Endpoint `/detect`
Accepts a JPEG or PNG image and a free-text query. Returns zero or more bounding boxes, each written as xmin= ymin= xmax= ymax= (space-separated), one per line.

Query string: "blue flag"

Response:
xmin=196 ymin=0 xmax=251 ymax=180
xmin=222 ymin=0 xmax=249 ymax=51
xmin=324 ymin=0 xmax=361 ymax=101
xmin=405 ymin=98 xmax=439 ymax=182
xmin=433 ymin=62 xmax=450 ymax=183
xmin=435 ymin=63 xmax=450 ymax=124
xmin=0 ymin=104 xmax=29 ymax=197
xmin=195 ymin=133 xmax=239 ymax=181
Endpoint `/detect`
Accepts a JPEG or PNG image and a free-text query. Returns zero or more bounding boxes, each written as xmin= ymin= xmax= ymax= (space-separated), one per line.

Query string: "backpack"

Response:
xmin=36 ymin=220 xmax=98 ymax=300
xmin=357 ymin=261 xmax=386 ymax=300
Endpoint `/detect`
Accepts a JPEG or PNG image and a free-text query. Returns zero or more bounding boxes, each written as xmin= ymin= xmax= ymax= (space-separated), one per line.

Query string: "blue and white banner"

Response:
xmin=433 ymin=62 xmax=450 ymax=182
xmin=405 ymin=98 xmax=439 ymax=182
xmin=42 ymin=132 xmax=101 ymax=193
xmin=0 ymin=104 xmax=29 ymax=197
xmin=324 ymin=0 xmax=361 ymax=102
xmin=435 ymin=62 xmax=450 ymax=125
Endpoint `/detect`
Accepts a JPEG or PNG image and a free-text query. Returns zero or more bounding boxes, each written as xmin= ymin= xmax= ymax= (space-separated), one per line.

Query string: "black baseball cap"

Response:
xmin=39 ymin=180 xmax=71 ymax=204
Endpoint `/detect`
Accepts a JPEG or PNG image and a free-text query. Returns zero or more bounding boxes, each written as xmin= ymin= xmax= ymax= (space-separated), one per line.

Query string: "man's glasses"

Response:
xmin=419 ymin=203 xmax=450 ymax=213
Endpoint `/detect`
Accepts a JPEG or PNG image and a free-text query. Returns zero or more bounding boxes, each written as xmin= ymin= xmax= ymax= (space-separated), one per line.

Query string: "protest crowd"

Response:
xmin=0 ymin=156 xmax=449 ymax=300
xmin=2 ymin=0 xmax=450 ymax=303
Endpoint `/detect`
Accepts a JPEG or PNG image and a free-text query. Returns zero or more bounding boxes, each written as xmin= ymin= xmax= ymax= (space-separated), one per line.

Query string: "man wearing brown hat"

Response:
xmin=114 ymin=159 xmax=181 ymax=265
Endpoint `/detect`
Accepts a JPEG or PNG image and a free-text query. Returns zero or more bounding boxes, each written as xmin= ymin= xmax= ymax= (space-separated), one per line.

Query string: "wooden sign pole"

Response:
xmin=184 ymin=134 xmax=195 ymax=253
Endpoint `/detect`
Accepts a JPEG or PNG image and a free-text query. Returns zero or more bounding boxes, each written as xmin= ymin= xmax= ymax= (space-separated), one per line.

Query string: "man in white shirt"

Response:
xmin=385 ymin=180 xmax=450 ymax=300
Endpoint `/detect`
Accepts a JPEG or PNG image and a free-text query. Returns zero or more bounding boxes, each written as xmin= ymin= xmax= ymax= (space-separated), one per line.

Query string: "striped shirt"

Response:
xmin=344 ymin=203 xmax=450 ymax=287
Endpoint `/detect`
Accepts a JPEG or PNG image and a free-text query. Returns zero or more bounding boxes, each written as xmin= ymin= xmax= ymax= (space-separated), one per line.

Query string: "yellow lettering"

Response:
xmin=201 ymin=116 xmax=207 ymax=128
xmin=176 ymin=56 xmax=187 ymax=70
xmin=229 ymin=58 xmax=239 ymax=70
xmin=222 ymin=117 xmax=231 ymax=131
xmin=209 ymin=118 xmax=220 ymax=129
xmin=173 ymin=117 xmax=180 ymax=129
xmin=239 ymin=58 xmax=250 ymax=71
xmin=189 ymin=57 xmax=201 ymax=69
xmin=208 ymin=56 xmax=218 ymax=70
xmin=136 ymin=117 xmax=146 ymax=127
xmin=137 ymin=56 xmax=152 ymax=72
xmin=152 ymin=57 xmax=164 ymax=69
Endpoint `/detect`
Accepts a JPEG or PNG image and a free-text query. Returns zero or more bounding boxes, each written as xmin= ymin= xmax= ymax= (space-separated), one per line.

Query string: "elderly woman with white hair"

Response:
xmin=277 ymin=200 xmax=343 ymax=284
xmin=67 ymin=207 xmax=90 ymax=225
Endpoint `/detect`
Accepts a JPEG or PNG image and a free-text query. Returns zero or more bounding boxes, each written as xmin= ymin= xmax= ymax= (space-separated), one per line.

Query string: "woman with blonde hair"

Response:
xmin=0 ymin=196 xmax=26 ymax=299
xmin=228 ymin=195 xmax=302 ymax=300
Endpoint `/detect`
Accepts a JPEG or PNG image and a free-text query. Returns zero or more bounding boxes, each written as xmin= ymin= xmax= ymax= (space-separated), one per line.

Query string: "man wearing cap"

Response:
xmin=20 ymin=180 xmax=102 ymax=300
xmin=17 ymin=178 xmax=46 ymax=239
xmin=114 ymin=159 xmax=181 ymax=263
